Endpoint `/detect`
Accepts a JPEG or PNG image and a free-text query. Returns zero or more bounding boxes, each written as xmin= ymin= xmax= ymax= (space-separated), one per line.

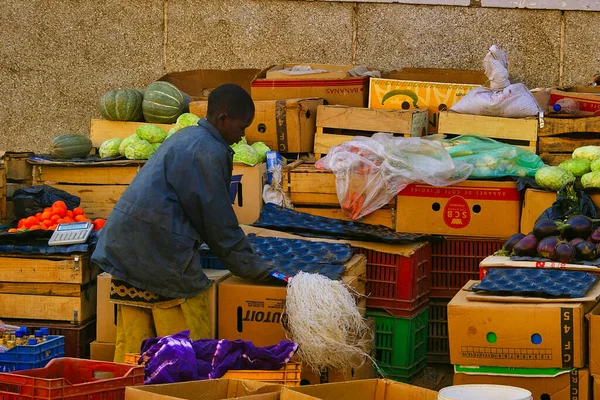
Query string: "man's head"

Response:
xmin=206 ymin=84 xmax=254 ymax=145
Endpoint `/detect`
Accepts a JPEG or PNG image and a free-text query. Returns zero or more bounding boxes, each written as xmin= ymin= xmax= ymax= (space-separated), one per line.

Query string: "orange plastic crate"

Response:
xmin=222 ymin=362 xmax=302 ymax=386
xmin=0 ymin=358 xmax=144 ymax=400
xmin=124 ymin=353 xmax=141 ymax=366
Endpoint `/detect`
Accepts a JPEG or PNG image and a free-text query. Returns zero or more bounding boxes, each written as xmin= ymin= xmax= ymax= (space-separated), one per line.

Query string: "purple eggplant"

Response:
xmin=533 ymin=219 xmax=562 ymax=240
xmin=591 ymin=227 xmax=600 ymax=244
xmin=563 ymin=215 xmax=593 ymax=241
xmin=502 ymin=233 xmax=526 ymax=254
xmin=537 ymin=236 xmax=560 ymax=260
xmin=556 ymin=242 xmax=576 ymax=263
xmin=513 ymin=234 xmax=538 ymax=257
xmin=575 ymin=240 xmax=597 ymax=261
xmin=570 ymin=238 xmax=585 ymax=247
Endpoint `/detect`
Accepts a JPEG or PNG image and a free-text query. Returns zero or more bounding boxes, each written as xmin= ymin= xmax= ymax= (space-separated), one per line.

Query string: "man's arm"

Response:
xmin=166 ymin=145 xmax=273 ymax=282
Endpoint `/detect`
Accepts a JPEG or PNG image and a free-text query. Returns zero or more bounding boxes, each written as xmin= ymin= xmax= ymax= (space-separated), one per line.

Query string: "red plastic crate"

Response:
xmin=358 ymin=242 xmax=431 ymax=317
xmin=0 ymin=358 xmax=144 ymax=400
xmin=430 ymin=238 xmax=505 ymax=298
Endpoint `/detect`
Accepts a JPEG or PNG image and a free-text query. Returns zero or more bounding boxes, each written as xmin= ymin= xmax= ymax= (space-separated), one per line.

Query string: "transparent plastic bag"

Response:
xmin=440 ymin=135 xmax=545 ymax=178
xmin=316 ymin=133 xmax=472 ymax=220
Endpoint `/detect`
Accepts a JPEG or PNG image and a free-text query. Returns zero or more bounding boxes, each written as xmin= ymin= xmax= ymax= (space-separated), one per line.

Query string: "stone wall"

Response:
xmin=1 ymin=0 xmax=598 ymax=152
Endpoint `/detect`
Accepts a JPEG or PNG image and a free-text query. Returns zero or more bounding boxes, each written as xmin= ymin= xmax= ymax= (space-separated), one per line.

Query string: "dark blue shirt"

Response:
xmin=91 ymin=119 xmax=273 ymax=298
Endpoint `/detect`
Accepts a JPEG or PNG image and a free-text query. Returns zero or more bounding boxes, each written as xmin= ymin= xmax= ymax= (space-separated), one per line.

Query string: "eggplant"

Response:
xmin=556 ymin=242 xmax=576 ymax=263
xmin=502 ymin=233 xmax=526 ymax=254
xmin=575 ymin=240 xmax=597 ymax=261
xmin=563 ymin=215 xmax=593 ymax=241
xmin=513 ymin=234 xmax=538 ymax=257
xmin=537 ymin=236 xmax=560 ymax=260
xmin=533 ymin=219 xmax=562 ymax=240
xmin=591 ymin=227 xmax=600 ymax=244
xmin=569 ymin=238 xmax=585 ymax=247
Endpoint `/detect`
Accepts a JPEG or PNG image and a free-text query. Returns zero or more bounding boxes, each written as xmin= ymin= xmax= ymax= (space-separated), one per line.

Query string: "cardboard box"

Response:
xmin=158 ymin=68 xmax=261 ymax=100
xmin=90 ymin=340 xmax=115 ymax=362
xmin=587 ymin=303 xmax=600 ymax=376
xmin=369 ymin=72 xmax=483 ymax=134
xmin=454 ymin=367 xmax=590 ymax=400
xmin=595 ymin=375 xmax=600 ymax=400
xmin=549 ymin=89 xmax=600 ymax=116
xmin=125 ymin=379 xmax=281 ymax=400
xmin=205 ymin=269 xmax=232 ymax=339
xmin=388 ymin=68 xmax=488 ymax=85
xmin=280 ymin=379 xmax=438 ymax=400
xmin=448 ymin=281 xmax=594 ymax=369
xmin=97 ymin=272 xmax=116 ymax=343
xmin=266 ymin=64 xmax=355 ymax=80
xmin=252 ymin=64 xmax=370 ymax=107
xmin=218 ymin=256 xmax=366 ymax=347
xmin=232 ymin=163 xmax=266 ymax=225
xmin=395 ymin=180 xmax=521 ymax=238
xmin=189 ymin=98 xmax=324 ymax=153
xmin=521 ymin=189 xmax=600 ymax=234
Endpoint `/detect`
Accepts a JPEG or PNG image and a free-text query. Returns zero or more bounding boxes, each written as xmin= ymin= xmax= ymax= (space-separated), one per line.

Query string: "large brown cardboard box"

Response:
xmin=448 ymin=281 xmax=595 ymax=369
xmin=454 ymin=368 xmax=590 ymax=400
xmin=97 ymin=272 xmax=116 ymax=343
xmin=280 ymin=379 xmax=438 ymax=400
xmin=158 ymin=68 xmax=261 ymax=100
xmin=251 ymin=64 xmax=370 ymax=107
xmin=90 ymin=340 xmax=116 ymax=362
xmin=595 ymin=375 xmax=600 ymax=400
xmin=205 ymin=269 xmax=232 ymax=339
xmin=232 ymin=163 xmax=266 ymax=225
xmin=395 ymin=180 xmax=521 ymax=238
xmin=189 ymin=99 xmax=324 ymax=153
xmin=587 ymin=303 xmax=600 ymax=376
xmin=125 ymin=379 xmax=281 ymax=400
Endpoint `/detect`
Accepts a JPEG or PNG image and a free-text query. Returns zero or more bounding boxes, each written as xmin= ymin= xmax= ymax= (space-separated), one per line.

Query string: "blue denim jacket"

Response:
xmin=91 ymin=119 xmax=272 ymax=298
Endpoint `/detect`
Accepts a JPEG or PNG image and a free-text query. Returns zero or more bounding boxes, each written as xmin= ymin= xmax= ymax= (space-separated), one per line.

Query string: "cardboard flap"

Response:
xmin=158 ymin=69 xmax=261 ymax=99
xmin=125 ymin=379 xmax=280 ymax=400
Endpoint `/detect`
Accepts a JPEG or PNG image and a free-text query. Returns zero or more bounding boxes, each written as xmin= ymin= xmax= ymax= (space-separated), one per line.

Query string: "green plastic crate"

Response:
xmin=366 ymin=308 xmax=429 ymax=369
xmin=380 ymin=359 xmax=427 ymax=383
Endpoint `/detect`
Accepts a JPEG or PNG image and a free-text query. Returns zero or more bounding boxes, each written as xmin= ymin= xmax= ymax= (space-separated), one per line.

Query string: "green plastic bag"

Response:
xmin=440 ymin=135 xmax=546 ymax=178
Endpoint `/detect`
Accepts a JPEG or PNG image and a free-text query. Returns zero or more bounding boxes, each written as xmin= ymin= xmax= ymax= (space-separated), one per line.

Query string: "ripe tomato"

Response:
xmin=73 ymin=207 xmax=84 ymax=216
xmin=53 ymin=201 xmax=67 ymax=209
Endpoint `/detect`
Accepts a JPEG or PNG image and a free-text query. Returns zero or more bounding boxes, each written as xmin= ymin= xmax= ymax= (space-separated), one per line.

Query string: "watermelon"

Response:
xmin=50 ymin=134 xmax=92 ymax=159
xmin=142 ymin=81 xmax=185 ymax=123
xmin=99 ymin=89 xmax=143 ymax=121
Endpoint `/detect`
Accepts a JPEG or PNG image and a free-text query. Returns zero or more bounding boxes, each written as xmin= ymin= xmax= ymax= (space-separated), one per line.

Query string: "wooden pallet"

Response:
xmin=4 ymin=152 xmax=34 ymax=181
xmin=314 ymin=105 xmax=428 ymax=157
xmin=538 ymin=115 xmax=600 ymax=165
xmin=438 ymin=111 xmax=538 ymax=152
xmin=0 ymin=254 xmax=98 ymax=323
xmin=90 ymin=119 xmax=173 ymax=148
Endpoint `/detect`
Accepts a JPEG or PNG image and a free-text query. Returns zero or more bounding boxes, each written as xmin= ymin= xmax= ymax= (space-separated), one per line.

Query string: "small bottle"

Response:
xmin=553 ymin=98 xmax=580 ymax=114
xmin=28 ymin=338 xmax=37 ymax=346
xmin=15 ymin=332 xmax=23 ymax=346
xmin=40 ymin=328 xmax=49 ymax=341
xmin=34 ymin=330 xmax=43 ymax=344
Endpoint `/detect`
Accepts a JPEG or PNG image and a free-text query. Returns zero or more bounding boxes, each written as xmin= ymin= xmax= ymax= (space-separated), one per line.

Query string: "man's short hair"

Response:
xmin=206 ymin=84 xmax=254 ymax=119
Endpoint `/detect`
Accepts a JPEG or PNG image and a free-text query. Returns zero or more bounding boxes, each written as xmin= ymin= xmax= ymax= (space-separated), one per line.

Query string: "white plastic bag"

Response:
xmin=450 ymin=45 xmax=540 ymax=118
xmin=316 ymin=133 xmax=472 ymax=220
xmin=262 ymin=162 xmax=294 ymax=209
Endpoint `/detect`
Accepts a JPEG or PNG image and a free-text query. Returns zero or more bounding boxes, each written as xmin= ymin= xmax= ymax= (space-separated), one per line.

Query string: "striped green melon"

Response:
xmin=98 ymin=89 xmax=143 ymax=121
xmin=142 ymin=81 xmax=185 ymax=123
xmin=50 ymin=134 xmax=92 ymax=159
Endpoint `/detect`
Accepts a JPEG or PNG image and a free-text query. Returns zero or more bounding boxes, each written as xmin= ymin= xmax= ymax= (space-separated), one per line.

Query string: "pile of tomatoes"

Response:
xmin=8 ymin=201 xmax=106 ymax=233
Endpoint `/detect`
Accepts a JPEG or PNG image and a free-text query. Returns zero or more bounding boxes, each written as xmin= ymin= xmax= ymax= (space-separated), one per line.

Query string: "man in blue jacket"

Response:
xmin=92 ymin=84 xmax=273 ymax=362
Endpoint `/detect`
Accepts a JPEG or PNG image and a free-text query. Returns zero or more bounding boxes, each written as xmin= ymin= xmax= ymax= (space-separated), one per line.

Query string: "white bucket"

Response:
xmin=439 ymin=384 xmax=533 ymax=400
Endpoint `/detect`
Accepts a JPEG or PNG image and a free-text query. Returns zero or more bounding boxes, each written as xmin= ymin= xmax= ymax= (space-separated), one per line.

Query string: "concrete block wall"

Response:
xmin=1 ymin=0 xmax=598 ymax=153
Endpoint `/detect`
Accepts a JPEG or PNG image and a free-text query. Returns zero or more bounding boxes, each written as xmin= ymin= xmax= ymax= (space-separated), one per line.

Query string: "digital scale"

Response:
xmin=48 ymin=222 xmax=93 ymax=246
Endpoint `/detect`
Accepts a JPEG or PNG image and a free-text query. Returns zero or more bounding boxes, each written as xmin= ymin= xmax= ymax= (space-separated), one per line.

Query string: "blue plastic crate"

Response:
xmin=0 ymin=335 xmax=65 ymax=372
xmin=200 ymin=253 xmax=226 ymax=270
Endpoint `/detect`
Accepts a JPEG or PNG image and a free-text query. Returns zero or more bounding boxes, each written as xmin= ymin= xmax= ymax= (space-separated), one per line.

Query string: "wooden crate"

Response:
xmin=438 ymin=111 xmax=539 ymax=152
xmin=90 ymin=119 xmax=173 ymax=148
xmin=4 ymin=152 xmax=34 ymax=181
xmin=314 ymin=105 xmax=428 ymax=157
xmin=538 ymin=116 xmax=600 ymax=165
xmin=0 ymin=254 xmax=98 ymax=324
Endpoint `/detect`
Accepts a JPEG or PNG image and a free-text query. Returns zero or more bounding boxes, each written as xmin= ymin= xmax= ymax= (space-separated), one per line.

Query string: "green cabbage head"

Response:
xmin=232 ymin=143 xmax=259 ymax=165
xmin=119 ymin=134 xmax=142 ymax=156
xmin=176 ymin=113 xmax=200 ymax=128
xmin=99 ymin=138 xmax=122 ymax=158
xmin=125 ymin=139 xmax=155 ymax=160
xmin=559 ymin=158 xmax=591 ymax=178
xmin=573 ymin=146 xmax=600 ymax=161
xmin=251 ymin=142 xmax=270 ymax=163
xmin=136 ymin=124 xmax=167 ymax=143
xmin=535 ymin=166 xmax=575 ymax=191
xmin=582 ymin=171 xmax=600 ymax=188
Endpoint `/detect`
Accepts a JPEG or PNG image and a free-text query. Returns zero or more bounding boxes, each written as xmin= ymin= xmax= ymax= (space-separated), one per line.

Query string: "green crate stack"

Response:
xmin=366 ymin=308 xmax=429 ymax=383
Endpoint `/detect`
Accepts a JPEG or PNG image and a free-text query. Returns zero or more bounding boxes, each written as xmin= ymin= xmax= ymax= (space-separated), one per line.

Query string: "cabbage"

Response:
xmin=119 ymin=134 xmax=142 ymax=156
xmin=176 ymin=113 xmax=200 ymax=128
xmin=152 ymin=142 xmax=161 ymax=151
xmin=582 ymin=171 xmax=600 ymax=188
xmin=559 ymin=158 xmax=591 ymax=178
xmin=99 ymin=138 xmax=122 ymax=158
xmin=535 ymin=166 xmax=575 ymax=191
xmin=251 ymin=142 xmax=270 ymax=163
xmin=573 ymin=146 xmax=600 ymax=161
xmin=125 ymin=139 xmax=155 ymax=160
xmin=136 ymin=124 xmax=167 ymax=143
xmin=232 ymin=143 xmax=259 ymax=165
xmin=167 ymin=126 xmax=179 ymax=137
xmin=591 ymin=158 xmax=600 ymax=172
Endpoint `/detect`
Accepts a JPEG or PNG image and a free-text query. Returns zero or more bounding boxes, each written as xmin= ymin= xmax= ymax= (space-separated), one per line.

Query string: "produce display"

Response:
xmin=500 ymin=215 xmax=600 ymax=263
xmin=7 ymin=201 xmax=105 ymax=233
xmin=98 ymin=89 xmax=144 ymax=122
xmin=231 ymin=137 xmax=271 ymax=165
xmin=49 ymin=134 xmax=93 ymax=159
xmin=536 ymin=145 xmax=600 ymax=190
xmin=142 ymin=81 xmax=187 ymax=123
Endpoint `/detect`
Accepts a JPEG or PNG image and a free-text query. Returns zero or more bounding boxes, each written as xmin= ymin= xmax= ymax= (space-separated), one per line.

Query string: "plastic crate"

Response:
xmin=430 ymin=238 xmax=505 ymax=298
xmin=199 ymin=253 xmax=226 ymax=270
xmin=359 ymin=243 xmax=430 ymax=317
xmin=0 ymin=358 xmax=144 ymax=400
xmin=366 ymin=308 xmax=428 ymax=371
xmin=379 ymin=358 xmax=427 ymax=383
xmin=124 ymin=353 xmax=141 ymax=366
xmin=223 ymin=362 xmax=302 ymax=386
xmin=0 ymin=336 xmax=64 ymax=372
xmin=427 ymin=299 xmax=450 ymax=364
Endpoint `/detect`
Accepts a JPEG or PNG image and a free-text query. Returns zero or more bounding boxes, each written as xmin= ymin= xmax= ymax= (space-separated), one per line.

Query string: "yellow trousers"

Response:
xmin=113 ymin=290 xmax=211 ymax=363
